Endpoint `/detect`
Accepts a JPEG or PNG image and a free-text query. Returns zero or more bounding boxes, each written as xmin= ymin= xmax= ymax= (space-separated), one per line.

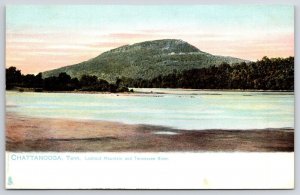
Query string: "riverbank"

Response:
xmin=6 ymin=88 xmax=133 ymax=94
xmin=6 ymin=112 xmax=294 ymax=152
xmin=7 ymin=88 xmax=294 ymax=94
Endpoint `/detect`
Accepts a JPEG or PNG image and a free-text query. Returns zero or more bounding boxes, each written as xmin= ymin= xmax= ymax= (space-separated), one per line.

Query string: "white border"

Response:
xmin=5 ymin=152 xmax=294 ymax=189
xmin=1 ymin=0 xmax=299 ymax=194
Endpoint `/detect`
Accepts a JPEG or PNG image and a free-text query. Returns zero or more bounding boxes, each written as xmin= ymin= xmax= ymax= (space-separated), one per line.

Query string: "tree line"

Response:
xmin=6 ymin=56 xmax=294 ymax=92
xmin=120 ymin=57 xmax=294 ymax=90
xmin=6 ymin=67 xmax=129 ymax=92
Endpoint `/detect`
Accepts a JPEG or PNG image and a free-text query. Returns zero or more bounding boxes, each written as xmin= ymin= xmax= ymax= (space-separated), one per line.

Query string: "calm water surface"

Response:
xmin=6 ymin=89 xmax=294 ymax=130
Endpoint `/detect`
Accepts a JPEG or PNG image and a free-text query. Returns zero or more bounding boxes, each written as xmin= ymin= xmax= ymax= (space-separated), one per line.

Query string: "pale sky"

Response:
xmin=6 ymin=5 xmax=294 ymax=74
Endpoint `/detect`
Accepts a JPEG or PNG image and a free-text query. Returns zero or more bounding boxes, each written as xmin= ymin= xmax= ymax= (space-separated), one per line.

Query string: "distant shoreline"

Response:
xmin=6 ymin=88 xmax=294 ymax=95
xmin=6 ymin=88 xmax=132 ymax=95
xmin=6 ymin=112 xmax=294 ymax=152
xmin=132 ymin=88 xmax=294 ymax=93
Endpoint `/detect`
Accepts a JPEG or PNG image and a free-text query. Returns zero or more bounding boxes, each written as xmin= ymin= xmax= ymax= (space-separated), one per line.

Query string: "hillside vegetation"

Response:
xmin=122 ymin=57 xmax=294 ymax=90
xmin=42 ymin=39 xmax=247 ymax=82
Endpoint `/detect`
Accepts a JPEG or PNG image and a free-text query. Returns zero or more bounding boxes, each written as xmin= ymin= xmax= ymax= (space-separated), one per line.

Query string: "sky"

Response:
xmin=6 ymin=5 xmax=294 ymax=74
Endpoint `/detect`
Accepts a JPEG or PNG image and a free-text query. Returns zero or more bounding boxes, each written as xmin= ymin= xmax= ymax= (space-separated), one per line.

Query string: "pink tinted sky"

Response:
xmin=6 ymin=5 xmax=294 ymax=74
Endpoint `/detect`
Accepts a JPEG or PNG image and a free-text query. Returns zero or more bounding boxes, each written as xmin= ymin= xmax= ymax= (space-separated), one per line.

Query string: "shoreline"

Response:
xmin=6 ymin=88 xmax=294 ymax=95
xmin=6 ymin=112 xmax=294 ymax=152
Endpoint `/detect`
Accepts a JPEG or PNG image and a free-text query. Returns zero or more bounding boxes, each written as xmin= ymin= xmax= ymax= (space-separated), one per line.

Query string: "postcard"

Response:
xmin=5 ymin=5 xmax=294 ymax=189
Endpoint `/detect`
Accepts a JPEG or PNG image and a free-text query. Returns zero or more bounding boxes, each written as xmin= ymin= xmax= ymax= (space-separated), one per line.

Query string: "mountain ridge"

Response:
xmin=43 ymin=39 xmax=248 ymax=82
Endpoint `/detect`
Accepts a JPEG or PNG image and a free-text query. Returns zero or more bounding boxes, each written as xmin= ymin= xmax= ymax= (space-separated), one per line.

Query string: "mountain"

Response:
xmin=43 ymin=39 xmax=248 ymax=82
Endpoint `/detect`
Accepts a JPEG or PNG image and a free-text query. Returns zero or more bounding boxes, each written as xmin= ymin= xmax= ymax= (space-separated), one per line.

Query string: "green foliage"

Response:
xmin=6 ymin=56 xmax=293 ymax=91
xmin=6 ymin=67 xmax=43 ymax=89
xmin=6 ymin=67 xmax=22 ymax=89
xmin=123 ymin=57 xmax=294 ymax=90
xmin=6 ymin=67 xmax=128 ymax=93
xmin=44 ymin=72 xmax=78 ymax=91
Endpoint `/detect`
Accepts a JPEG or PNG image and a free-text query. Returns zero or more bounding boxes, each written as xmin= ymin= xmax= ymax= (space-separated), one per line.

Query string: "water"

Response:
xmin=6 ymin=89 xmax=294 ymax=130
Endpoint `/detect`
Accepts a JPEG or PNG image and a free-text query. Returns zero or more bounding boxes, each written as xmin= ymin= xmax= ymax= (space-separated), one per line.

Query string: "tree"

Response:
xmin=80 ymin=75 xmax=98 ymax=87
xmin=6 ymin=67 xmax=22 ymax=89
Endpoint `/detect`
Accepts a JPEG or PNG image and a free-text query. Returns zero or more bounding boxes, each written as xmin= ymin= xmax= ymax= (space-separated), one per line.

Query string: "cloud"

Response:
xmin=106 ymin=33 xmax=154 ymax=39
xmin=88 ymin=42 xmax=129 ymax=48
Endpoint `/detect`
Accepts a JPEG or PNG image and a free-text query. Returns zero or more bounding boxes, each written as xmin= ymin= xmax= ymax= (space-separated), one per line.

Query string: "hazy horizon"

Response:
xmin=6 ymin=5 xmax=294 ymax=74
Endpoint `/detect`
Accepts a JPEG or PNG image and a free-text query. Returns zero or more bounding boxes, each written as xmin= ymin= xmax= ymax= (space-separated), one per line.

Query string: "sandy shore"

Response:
xmin=6 ymin=112 xmax=294 ymax=152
